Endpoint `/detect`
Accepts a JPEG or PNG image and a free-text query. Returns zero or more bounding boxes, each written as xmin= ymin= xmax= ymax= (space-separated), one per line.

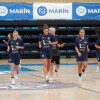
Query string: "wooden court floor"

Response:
xmin=0 ymin=58 xmax=100 ymax=100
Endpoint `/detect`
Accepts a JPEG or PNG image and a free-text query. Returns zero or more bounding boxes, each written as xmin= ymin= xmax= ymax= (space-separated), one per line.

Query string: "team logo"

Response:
xmin=48 ymin=37 xmax=50 ymax=40
xmin=0 ymin=82 xmax=79 ymax=90
xmin=42 ymin=55 xmax=44 ymax=57
xmin=16 ymin=42 xmax=19 ymax=45
xmin=0 ymin=6 xmax=8 ymax=16
xmin=84 ymin=41 xmax=87 ymax=44
xmin=37 ymin=6 xmax=47 ymax=16
xmin=76 ymin=6 xmax=87 ymax=16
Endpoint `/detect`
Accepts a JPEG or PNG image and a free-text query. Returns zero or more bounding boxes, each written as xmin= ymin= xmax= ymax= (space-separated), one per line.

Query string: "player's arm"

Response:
xmin=75 ymin=39 xmax=81 ymax=57
xmin=16 ymin=46 xmax=24 ymax=49
xmin=39 ymin=35 xmax=42 ymax=48
xmin=3 ymin=40 xmax=8 ymax=44
xmin=49 ymin=41 xmax=58 ymax=45
xmin=95 ymin=44 xmax=100 ymax=49
xmin=48 ymin=35 xmax=58 ymax=45
xmin=7 ymin=46 xmax=10 ymax=52
xmin=87 ymin=45 xmax=90 ymax=51
xmin=57 ymin=36 xmax=64 ymax=47
xmin=39 ymin=41 xmax=42 ymax=48
xmin=95 ymin=38 xmax=100 ymax=49
xmin=16 ymin=40 xmax=24 ymax=49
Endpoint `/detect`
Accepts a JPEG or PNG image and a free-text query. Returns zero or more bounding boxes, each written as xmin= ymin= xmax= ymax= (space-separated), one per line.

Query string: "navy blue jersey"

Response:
xmin=75 ymin=37 xmax=88 ymax=54
xmin=8 ymin=38 xmax=24 ymax=54
xmin=96 ymin=38 xmax=100 ymax=53
xmin=39 ymin=33 xmax=57 ymax=49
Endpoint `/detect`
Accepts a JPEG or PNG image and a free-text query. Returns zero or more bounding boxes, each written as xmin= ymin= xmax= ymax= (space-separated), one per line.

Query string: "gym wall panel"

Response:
xmin=0 ymin=0 xmax=99 ymax=2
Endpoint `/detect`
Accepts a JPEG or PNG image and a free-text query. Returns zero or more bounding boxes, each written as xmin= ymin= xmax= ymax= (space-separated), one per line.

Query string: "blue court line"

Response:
xmin=20 ymin=63 xmax=98 ymax=66
xmin=0 ymin=63 xmax=98 ymax=71
xmin=0 ymin=65 xmax=40 ymax=72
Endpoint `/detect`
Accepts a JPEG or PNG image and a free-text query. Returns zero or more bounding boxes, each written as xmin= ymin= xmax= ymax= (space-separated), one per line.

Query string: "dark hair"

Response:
xmin=8 ymin=33 xmax=13 ymax=38
xmin=79 ymin=28 xmax=85 ymax=33
xmin=43 ymin=24 xmax=49 ymax=30
xmin=79 ymin=29 xmax=85 ymax=37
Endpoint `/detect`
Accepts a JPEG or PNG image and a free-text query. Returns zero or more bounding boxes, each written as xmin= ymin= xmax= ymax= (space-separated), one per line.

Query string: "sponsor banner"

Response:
xmin=73 ymin=3 xmax=100 ymax=19
xmin=0 ymin=3 xmax=33 ymax=19
xmin=33 ymin=3 xmax=72 ymax=19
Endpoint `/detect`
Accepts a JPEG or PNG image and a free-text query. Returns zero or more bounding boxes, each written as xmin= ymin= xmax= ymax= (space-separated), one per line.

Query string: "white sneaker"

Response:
xmin=49 ymin=78 xmax=53 ymax=82
xmin=12 ymin=78 xmax=15 ymax=85
xmin=79 ymin=77 xmax=82 ymax=81
xmin=96 ymin=66 xmax=99 ymax=72
xmin=15 ymin=72 xmax=19 ymax=79
xmin=45 ymin=77 xmax=49 ymax=83
xmin=83 ymin=72 xmax=86 ymax=77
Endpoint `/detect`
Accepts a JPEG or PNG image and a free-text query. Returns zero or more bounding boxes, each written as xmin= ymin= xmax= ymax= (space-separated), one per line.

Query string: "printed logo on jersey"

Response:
xmin=16 ymin=42 xmax=19 ymax=45
xmin=84 ymin=41 xmax=87 ymax=44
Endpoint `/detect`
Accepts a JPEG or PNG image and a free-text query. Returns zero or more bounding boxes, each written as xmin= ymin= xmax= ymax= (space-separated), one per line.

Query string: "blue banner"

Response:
xmin=0 ymin=3 xmax=33 ymax=19
xmin=72 ymin=3 xmax=100 ymax=19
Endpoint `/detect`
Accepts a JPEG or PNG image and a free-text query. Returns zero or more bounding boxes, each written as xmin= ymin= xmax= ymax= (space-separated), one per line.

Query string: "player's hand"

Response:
xmin=39 ymin=45 xmax=41 ymax=48
xmin=78 ymin=52 xmax=81 ymax=57
xmin=48 ymin=41 xmax=52 ymax=44
xmin=57 ymin=44 xmax=60 ymax=47
xmin=16 ymin=46 xmax=20 ymax=49
xmin=87 ymin=49 xmax=90 ymax=52
xmin=60 ymin=44 xmax=64 ymax=47
xmin=3 ymin=40 xmax=6 ymax=42
xmin=7 ymin=48 xmax=10 ymax=52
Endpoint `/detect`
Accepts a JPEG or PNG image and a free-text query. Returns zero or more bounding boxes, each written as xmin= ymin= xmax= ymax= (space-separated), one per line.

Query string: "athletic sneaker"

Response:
xmin=49 ymin=77 xmax=53 ymax=82
xmin=45 ymin=77 xmax=49 ymax=83
xmin=12 ymin=78 xmax=15 ymax=85
xmin=96 ymin=66 xmax=99 ymax=72
xmin=83 ymin=72 xmax=86 ymax=77
xmin=15 ymin=72 xmax=19 ymax=79
xmin=79 ymin=77 xmax=82 ymax=81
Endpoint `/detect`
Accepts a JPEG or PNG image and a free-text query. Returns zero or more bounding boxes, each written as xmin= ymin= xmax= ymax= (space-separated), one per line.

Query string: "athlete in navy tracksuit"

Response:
xmin=95 ymin=37 xmax=100 ymax=72
xmin=39 ymin=24 xmax=58 ymax=82
xmin=8 ymin=31 xmax=24 ymax=85
xmin=75 ymin=29 xmax=89 ymax=80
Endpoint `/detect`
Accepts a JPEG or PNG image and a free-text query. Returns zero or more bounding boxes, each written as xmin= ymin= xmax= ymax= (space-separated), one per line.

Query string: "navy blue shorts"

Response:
xmin=8 ymin=53 xmax=21 ymax=65
xmin=96 ymin=53 xmax=100 ymax=62
xmin=76 ymin=53 xmax=88 ymax=61
xmin=40 ymin=48 xmax=52 ymax=59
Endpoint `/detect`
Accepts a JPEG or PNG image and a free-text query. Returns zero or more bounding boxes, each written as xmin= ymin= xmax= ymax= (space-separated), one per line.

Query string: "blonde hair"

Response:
xmin=13 ymin=30 xmax=21 ymax=39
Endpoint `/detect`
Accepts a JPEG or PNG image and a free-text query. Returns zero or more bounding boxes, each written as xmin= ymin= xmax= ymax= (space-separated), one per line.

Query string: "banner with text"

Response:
xmin=72 ymin=3 xmax=100 ymax=19
xmin=33 ymin=3 xmax=72 ymax=19
xmin=0 ymin=3 xmax=33 ymax=19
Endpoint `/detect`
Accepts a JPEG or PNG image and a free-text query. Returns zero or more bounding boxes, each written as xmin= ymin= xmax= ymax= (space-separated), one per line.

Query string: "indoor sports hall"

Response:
xmin=0 ymin=0 xmax=100 ymax=100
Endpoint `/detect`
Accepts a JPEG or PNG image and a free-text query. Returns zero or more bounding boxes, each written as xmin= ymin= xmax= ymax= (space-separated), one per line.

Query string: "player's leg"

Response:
xmin=8 ymin=56 xmax=15 ymax=85
xmin=96 ymin=57 xmax=100 ymax=72
xmin=50 ymin=57 xmax=54 ymax=81
xmin=82 ymin=54 xmax=88 ymax=76
xmin=15 ymin=54 xmax=20 ymax=79
xmin=55 ymin=56 xmax=60 ymax=72
xmin=47 ymin=59 xmax=51 ymax=73
xmin=82 ymin=61 xmax=87 ymax=77
xmin=42 ymin=59 xmax=49 ymax=82
xmin=10 ymin=63 xmax=15 ymax=85
xmin=77 ymin=61 xmax=82 ymax=80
